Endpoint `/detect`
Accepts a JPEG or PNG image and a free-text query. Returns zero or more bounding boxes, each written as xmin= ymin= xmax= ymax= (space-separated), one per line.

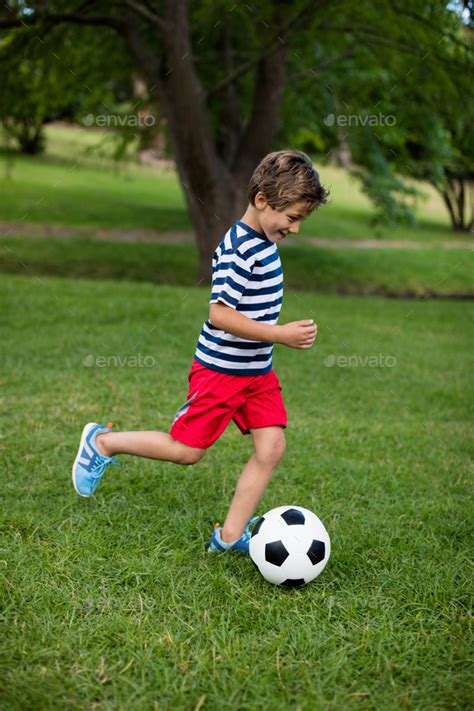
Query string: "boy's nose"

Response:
xmin=288 ymin=223 xmax=300 ymax=234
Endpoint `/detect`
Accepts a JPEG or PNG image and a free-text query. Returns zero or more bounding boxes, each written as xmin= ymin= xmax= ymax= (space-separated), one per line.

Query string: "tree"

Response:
xmin=0 ymin=31 xmax=71 ymax=153
xmin=400 ymin=88 xmax=473 ymax=232
xmin=275 ymin=2 xmax=473 ymax=231
xmin=1 ymin=1 xmax=471 ymax=277
xmin=344 ymin=5 xmax=474 ymax=233
xmin=0 ymin=19 xmax=140 ymax=155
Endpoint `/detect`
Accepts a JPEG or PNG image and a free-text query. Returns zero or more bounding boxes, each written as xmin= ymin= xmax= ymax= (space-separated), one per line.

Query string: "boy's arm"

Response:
xmin=209 ymin=302 xmax=317 ymax=349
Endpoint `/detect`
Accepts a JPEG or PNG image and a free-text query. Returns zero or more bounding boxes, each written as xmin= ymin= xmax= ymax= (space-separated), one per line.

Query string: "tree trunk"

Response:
xmin=0 ymin=3 xmax=291 ymax=277
xmin=182 ymin=179 xmax=245 ymax=283
xmin=334 ymin=135 xmax=353 ymax=169
xmin=232 ymin=46 xmax=288 ymax=185
xmin=4 ymin=118 xmax=44 ymax=154
xmin=440 ymin=179 xmax=473 ymax=232
xmin=121 ymin=3 xmax=288 ymax=280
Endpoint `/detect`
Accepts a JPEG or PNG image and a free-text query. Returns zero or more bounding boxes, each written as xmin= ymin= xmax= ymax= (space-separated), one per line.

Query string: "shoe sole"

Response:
xmin=207 ymin=542 xmax=249 ymax=554
xmin=72 ymin=422 xmax=97 ymax=497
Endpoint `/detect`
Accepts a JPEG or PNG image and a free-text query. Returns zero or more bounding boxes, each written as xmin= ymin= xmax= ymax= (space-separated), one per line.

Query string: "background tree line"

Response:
xmin=0 ymin=0 xmax=472 ymax=278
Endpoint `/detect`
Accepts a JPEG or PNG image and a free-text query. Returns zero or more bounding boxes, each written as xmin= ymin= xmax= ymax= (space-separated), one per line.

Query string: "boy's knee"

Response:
xmin=254 ymin=429 xmax=286 ymax=467
xmin=177 ymin=444 xmax=206 ymax=465
xmin=272 ymin=433 xmax=286 ymax=465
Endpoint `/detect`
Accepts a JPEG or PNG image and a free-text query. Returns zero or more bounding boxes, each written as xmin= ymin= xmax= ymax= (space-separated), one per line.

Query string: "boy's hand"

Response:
xmin=277 ymin=319 xmax=318 ymax=349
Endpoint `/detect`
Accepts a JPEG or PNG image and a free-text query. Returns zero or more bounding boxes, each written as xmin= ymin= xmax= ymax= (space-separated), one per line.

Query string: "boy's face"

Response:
xmin=254 ymin=193 xmax=310 ymax=243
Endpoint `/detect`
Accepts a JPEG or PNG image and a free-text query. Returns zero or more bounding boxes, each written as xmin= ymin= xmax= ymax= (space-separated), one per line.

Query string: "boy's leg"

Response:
xmin=96 ymin=430 xmax=205 ymax=465
xmin=220 ymin=426 xmax=286 ymax=544
xmin=72 ymin=424 xmax=206 ymax=497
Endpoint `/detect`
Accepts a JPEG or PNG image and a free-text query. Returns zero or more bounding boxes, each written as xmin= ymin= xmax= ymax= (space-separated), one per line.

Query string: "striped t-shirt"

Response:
xmin=194 ymin=220 xmax=283 ymax=375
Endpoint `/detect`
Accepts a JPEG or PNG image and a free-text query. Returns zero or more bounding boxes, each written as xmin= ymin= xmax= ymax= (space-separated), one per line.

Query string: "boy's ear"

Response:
xmin=254 ymin=192 xmax=268 ymax=210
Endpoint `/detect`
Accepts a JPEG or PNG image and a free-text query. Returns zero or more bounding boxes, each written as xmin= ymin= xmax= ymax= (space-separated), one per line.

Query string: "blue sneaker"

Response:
xmin=72 ymin=422 xmax=119 ymax=497
xmin=208 ymin=516 xmax=260 ymax=554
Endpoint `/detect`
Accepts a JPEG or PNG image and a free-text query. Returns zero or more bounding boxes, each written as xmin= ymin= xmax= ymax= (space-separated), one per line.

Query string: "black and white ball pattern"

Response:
xmin=249 ymin=505 xmax=330 ymax=587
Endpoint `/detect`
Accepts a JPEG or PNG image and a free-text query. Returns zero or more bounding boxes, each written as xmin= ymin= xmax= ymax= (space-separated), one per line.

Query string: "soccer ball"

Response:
xmin=249 ymin=505 xmax=330 ymax=588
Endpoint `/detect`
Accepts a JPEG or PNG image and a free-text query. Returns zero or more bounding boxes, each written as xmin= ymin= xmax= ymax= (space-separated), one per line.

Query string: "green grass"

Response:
xmin=0 ymin=123 xmax=470 ymax=243
xmin=0 ymin=151 xmax=189 ymax=233
xmin=43 ymin=123 xmax=142 ymax=166
xmin=1 ymin=234 xmax=472 ymax=297
xmin=1 ymin=273 xmax=472 ymax=709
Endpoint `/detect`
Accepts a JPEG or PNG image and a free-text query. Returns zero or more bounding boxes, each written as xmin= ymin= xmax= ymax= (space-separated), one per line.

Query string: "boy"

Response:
xmin=72 ymin=150 xmax=328 ymax=553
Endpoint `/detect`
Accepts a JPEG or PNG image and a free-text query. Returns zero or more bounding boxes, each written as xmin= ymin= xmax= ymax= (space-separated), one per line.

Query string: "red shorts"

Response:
xmin=169 ymin=359 xmax=287 ymax=449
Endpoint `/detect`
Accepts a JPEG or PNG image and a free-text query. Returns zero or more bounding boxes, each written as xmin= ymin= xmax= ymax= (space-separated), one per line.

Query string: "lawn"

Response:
xmin=1 ymin=234 xmax=472 ymax=298
xmin=0 ymin=123 xmax=468 ymax=243
xmin=2 ymin=124 xmax=472 ymax=301
xmin=1 ymin=273 xmax=471 ymax=709
xmin=0 ymin=148 xmax=188 ymax=234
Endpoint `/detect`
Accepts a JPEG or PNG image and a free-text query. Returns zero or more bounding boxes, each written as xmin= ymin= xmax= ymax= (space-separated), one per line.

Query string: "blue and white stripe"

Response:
xmin=194 ymin=221 xmax=283 ymax=375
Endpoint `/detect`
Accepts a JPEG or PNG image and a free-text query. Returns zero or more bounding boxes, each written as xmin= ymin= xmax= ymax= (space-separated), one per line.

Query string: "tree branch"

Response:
xmin=0 ymin=12 xmax=124 ymax=32
xmin=215 ymin=16 xmax=242 ymax=166
xmin=119 ymin=10 xmax=161 ymax=85
xmin=206 ymin=0 xmax=331 ymax=99
xmin=232 ymin=44 xmax=288 ymax=182
xmin=317 ymin=23 xmax=472 ymax=70
xmin=390 ymin=2 xmax=473 ymax=54
xmin=123 ymin=0 xmax=165 ymax=31
xmin=288 ymin=48 xmax=355 ymax=82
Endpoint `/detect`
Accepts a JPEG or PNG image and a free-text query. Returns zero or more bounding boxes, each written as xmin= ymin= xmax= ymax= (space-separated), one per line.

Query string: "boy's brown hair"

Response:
xmin=247 ymin=150 xmax=329 ymax=213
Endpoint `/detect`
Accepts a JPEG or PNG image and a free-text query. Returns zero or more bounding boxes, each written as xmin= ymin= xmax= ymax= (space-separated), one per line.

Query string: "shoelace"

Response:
xmin=90 ymin=455 xmax=119 ymax=479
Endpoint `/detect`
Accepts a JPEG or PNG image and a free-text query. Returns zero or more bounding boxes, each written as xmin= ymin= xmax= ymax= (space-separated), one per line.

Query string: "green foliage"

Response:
xmin=293 ymin=128 xmax=326 ymax=155
xmin=350 ymin=130 xmax=420 ymax=229
xmin=0 ymin=19 xmax=143 ymax=156
xmin=0 ymin=30 xmax=65 ymax=152
xmin=277 ymin=1 xmax=474 ymax=230
xmin=0 ymin=0 xmax=472 ymax=226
